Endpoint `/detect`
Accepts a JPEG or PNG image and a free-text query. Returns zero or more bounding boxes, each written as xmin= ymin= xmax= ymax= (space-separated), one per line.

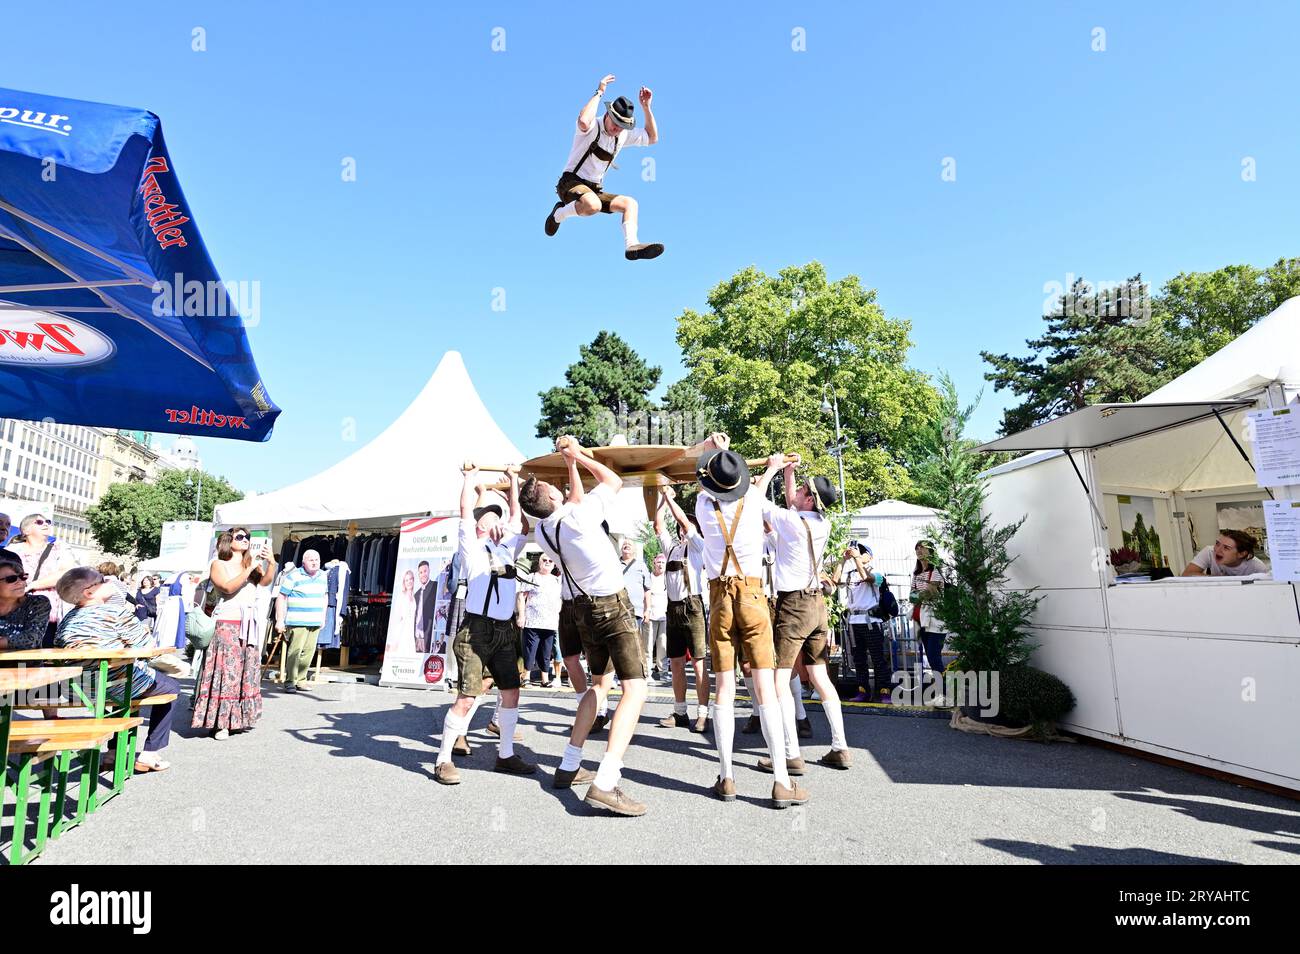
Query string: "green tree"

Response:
xmin=1156 ymin=257 xmax=1300 ymax=376
xmin=536 ymin=331 xmax=661 ymax=446
xmin=918 ymin=385 xmax=1042 ymax=674
xmin=675 ymin=262 xmax=941 ymax=508
xmin=981 ymin=275 xmax=1179 ymax=436
xmin=87 ymin=468 xmax=242 ymax=558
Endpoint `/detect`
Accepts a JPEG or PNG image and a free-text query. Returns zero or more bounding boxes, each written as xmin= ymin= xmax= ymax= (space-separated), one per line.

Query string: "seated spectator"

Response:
xmin=1181 ymin=530 xmax=1269 ymax=578
xmin=56 ymin=566 xmax=178 ymax=772
xmin=0 ymin=547 xmax=50 ymax=650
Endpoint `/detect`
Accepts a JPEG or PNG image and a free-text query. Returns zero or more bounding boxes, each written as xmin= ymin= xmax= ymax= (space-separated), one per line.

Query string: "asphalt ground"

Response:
xmin=24 ymin=679 xmax=1300 ymax=865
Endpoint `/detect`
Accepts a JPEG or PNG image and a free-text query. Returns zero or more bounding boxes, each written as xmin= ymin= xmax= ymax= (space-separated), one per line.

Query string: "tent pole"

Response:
xmin=1065 ymin=449 xmax=1108 ymax=531
xmin=1211 ymin=409 xmax=1274 ymax=501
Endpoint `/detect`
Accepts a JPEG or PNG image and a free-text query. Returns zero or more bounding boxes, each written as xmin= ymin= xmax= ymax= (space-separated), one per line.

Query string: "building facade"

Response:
xmin=0 ymin=419 xmax=103 ymax=550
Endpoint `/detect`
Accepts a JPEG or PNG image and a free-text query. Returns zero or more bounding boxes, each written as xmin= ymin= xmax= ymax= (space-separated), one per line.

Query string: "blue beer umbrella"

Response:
xmin=0 ymin=86 xmax=279 ymax=440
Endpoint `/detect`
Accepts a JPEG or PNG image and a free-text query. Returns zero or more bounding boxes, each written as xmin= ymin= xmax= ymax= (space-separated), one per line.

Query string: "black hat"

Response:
xmin=604 ymin=96 xmax=636 ymax=129
xmin=806 ymin=476 xmax=838 ymax=513
xmin=696 ymin=449 xmax=750 ymax=502
xmin=472 ymin=503 xmax=503 ymax=522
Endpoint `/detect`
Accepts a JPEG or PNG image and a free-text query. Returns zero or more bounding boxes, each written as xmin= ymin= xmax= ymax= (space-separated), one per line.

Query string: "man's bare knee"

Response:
xmin=576 ymin=195 xmax=600 ymax=215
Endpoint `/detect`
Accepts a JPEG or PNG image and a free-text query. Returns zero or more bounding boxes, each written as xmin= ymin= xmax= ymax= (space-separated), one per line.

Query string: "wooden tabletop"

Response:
xmin=0 ymin=646 xmax=171 ymax=664
xmin=0 ymin=666 xmax=83 ymax=694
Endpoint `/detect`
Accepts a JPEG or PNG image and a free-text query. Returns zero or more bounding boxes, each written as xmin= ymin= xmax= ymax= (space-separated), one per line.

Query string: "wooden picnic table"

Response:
xmin=0 ymin=666 xmax=83 ymax=694
xmin=0 ymin=646 xmax=170 ymax=720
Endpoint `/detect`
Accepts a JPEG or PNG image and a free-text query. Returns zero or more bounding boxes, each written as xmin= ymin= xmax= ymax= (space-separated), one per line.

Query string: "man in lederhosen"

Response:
xmin=652 ymin=486 xmax=711 ymax=732
xmin=544 ymin=73 xmax=664 ymax=261
xmin=762 ymin=456 xmax=854 ymax=778
xmin=522 ymin=436 xmax=651 ymax=817
xmin=694 ymin=434 xmax=810 ymax=809
xmin=433 ymin=464 xmax=534 ymax=785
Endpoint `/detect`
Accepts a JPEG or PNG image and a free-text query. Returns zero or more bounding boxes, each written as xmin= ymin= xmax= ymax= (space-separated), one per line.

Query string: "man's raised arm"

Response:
xmin=559 ymin=435 xmax=621 ymax=492
xmin=579 ymin=74 xmax=615 ymax=132
xmin=460 ymin=461 xmax=478 ymax=522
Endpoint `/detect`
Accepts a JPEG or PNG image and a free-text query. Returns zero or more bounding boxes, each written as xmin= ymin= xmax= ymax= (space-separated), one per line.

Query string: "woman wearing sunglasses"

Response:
xmin=8 ymin=513 xmax=74 ymax=646
xmin=191 ymin=527 xmax=276 ymax=739
xmin=0 ymin=548 xmax=50 ymax=650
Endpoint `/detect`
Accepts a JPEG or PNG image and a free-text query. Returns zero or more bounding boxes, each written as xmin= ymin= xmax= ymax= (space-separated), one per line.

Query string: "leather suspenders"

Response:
xmin=568 ymin=125 xmax=620 ymax=181
xmin=540 ymin=520 xmax=587 ymax=599
xmin=710 ymin=497 xmax=746 ymax=579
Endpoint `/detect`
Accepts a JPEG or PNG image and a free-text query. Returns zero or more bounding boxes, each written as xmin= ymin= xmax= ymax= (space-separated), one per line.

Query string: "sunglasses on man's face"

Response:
xmin=31 ymin=519 xmax=49 ymax=526
xmin=0 ymin=572 xmax=28 ymax=585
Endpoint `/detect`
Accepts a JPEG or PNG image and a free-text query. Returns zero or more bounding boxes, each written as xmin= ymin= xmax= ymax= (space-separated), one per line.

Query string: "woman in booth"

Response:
xmin=1181 ymin=530 xmax=1269 ymax=577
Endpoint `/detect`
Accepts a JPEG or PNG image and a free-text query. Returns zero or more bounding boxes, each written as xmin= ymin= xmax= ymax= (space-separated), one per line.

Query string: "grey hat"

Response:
xmin=604 ymin=95 xmax=636 ymax=129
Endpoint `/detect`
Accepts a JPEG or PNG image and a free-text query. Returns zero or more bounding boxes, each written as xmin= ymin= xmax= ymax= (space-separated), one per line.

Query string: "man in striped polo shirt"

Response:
xmin=275 ymin=549 xmax=329 ymax=692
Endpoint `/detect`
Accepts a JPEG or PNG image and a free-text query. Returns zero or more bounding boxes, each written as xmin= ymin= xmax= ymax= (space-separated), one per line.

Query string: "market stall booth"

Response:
xmin=980 ymin=296 xmax=1300 ymax=791
xmin=213 ymin=351 xmax=523 ymax=686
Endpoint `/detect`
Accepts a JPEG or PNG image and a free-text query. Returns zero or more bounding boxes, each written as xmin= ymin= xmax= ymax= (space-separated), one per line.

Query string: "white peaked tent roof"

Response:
xmin=214 ymin=352 xmax=525 ymax=526
xmin=1142 ymin=295 xmax=1300 ymax=403
xmin=854 ymin=499 xmax=939 ymax=518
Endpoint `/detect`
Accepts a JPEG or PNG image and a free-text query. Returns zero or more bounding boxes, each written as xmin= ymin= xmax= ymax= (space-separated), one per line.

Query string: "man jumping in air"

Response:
xmin=545 ymin=73 xmax=664 ymax=261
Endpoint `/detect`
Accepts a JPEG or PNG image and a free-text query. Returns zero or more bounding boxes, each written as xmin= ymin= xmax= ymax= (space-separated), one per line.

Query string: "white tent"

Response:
xmin=980 ymin=295 xmax=1300 ymax=792
xmin=214 ymin=352 xmax=526 ymax=526
xmin=848 ymin=499 xmax=939 ymax=584
xmin=1141 ymin=295 xmax=1300 ymax=403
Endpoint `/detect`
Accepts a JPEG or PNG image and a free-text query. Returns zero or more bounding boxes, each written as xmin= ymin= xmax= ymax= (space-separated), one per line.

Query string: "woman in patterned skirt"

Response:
xmin=192 ymin=528 xmax=276 ymax=739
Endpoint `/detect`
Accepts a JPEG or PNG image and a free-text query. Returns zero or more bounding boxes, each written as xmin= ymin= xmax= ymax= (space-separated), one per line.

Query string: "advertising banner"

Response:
xmin=379 ymin=514 xmax=458 ymax=689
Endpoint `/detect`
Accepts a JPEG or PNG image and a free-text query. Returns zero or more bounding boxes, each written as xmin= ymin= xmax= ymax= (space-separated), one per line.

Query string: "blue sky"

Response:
xmin=7 ymin=2 xmax=1299 ymax=493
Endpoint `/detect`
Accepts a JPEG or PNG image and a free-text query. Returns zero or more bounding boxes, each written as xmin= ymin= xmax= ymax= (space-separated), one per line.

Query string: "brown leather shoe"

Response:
xmin=693 ymin=714 xmax=709 ymax=733
xmin=553 ymin=766 xmax=596 ymax=789
xmin=757 ymin=756 xmax=807 ymax=776
xmin=711 ymin=776 xmax=737 ymax=802
xmin=740 ymin=714 xmax=761 ymax=734
xmin=658 ymin=712 xmax=690 ymax=729
xmin=771 ymin=779 xmax=810 ymax=808
xmin=452 ymin=735 xmax=471 ymax=757
xmin=585 ymin=785 xmax=647 ymax=816
xmin=818 ymin=748 xmax=853 ymax=770
xmin=590 ymin=713 xmax=610 ymax=734
xmin=796 ymin=717 xmax=813 ymax=738
xmin=434 ymin=762 xmax=460 ymax=785
xmin=487 ymin=721 xmax=524 ymax=742
xmin=494 ymin=754 xmax=537 ymax=775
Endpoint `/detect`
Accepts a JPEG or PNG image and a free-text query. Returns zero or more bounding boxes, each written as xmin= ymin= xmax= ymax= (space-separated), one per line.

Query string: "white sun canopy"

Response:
xmin=976 ymin=401 xmax=1254 ymax=454
xmin=214 ymin=352 xmax=525 ymax=526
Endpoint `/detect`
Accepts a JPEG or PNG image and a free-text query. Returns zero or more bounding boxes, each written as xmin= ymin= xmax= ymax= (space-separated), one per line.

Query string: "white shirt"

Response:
xmin=533 ymin=484 xmax=624 ymax=598
xmin=658 ymin=531 xmax=706 ymax=602
xmin=842 ymin=562 xmax=883 ymax=623
xmin=1190 ymin=546 xmax=1269 ymax=577
xmin=457 ymin=518 xmax=526 ymax=621
xmin=564 ymin=121 xmax=651 ymax=184
xmin=647 ymin=573 xmax=667 ymax=621
xmin=519 ymin=573 xmax=562 ymax=630
xmin=769 ymin=507 xmax=830 ymax=593
xmin=695 ymin=486 xmax=774 ymax=581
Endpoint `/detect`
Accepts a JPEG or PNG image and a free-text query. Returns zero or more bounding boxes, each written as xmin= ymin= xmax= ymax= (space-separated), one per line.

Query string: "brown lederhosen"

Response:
xmin=556 ymin=125 xmax=622 ymax=213
xmin=707 ymin=497 xmax=775 ymax=671
xmin=664 ymin=538 xmax=706 ymax=660
xmin=774 ymin=516 xmax=831 ymax=669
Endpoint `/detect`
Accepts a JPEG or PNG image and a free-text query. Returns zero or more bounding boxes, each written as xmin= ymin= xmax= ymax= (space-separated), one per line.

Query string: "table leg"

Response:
xmin=10 ymin=756 xmax=33 ymax=865
xmin=33 ymin=759 xmax=53 ymax=855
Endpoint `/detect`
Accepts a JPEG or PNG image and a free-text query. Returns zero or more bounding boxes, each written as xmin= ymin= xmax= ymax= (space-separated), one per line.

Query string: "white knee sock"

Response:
xmin=791 ymin=675 xmax=806 ymax=719
xmin=593 ymin=755 xmax=622 ymax=792
xmin=778 ymin=690 xmax=801 ymax=760
xmin=496 ymin=707 xmax=518 ymax=758
xmin=757 ymin=702 xmax=791 ymax=787
xmin=622 ymin=218 xmax=639 ymax=248
xmin=821 ymin=682 xmax=848 ymax=751
xmin=714 ymin=701 xmax=735 ymax=779
xmin=560 ymin=743 xmax=584 ymax=772
xmin=597 ymin=697 xmax=609 ymax=717
xmin=553 ymin=201 xmax=578 ymax=223
xmin=436 ymin=711 xmax=467 ymax=765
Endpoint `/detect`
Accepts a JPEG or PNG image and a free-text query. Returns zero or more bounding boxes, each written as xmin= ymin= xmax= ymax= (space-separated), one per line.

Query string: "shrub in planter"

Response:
xmin=997 ymin=665 xmax=1075 ymax=736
